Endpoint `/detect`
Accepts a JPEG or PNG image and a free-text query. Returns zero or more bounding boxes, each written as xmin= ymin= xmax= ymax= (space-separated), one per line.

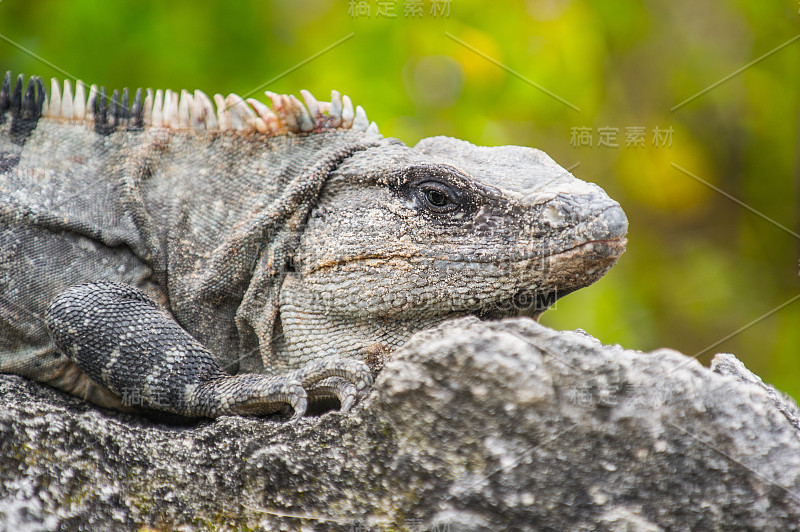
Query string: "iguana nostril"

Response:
xmin=542 ymin=204 xmax=568 ymax=227
xmin=591 ymin=205 xmax=628 ymax=240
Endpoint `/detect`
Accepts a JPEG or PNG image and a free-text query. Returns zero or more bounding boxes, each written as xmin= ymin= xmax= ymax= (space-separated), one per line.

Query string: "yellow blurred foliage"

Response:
xmin=450 ymin=26 xmax=505 ymax=85
xmin=616 ymin=129 xmax=715 ymax=213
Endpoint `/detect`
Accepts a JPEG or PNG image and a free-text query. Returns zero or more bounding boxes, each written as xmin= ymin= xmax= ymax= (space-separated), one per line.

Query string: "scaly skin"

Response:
xmin=1 ymin=73 xmax=627 ymax=418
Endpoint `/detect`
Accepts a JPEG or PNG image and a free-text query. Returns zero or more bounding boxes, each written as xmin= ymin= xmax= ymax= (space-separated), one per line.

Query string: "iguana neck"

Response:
xmin=270 ymin=273 xmax=454 ymax=374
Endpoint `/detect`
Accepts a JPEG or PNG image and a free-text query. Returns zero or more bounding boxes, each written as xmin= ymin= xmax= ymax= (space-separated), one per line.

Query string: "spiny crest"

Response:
xmin=0 ymin=71 xmax=380 ymax=137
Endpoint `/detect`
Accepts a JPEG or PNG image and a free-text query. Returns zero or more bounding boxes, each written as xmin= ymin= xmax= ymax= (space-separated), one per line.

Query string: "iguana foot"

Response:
xmin=44 ymin=282 xmax=370 ymax=418
xmin=191 ymin=373 xmax=308 ymax=418
xmin=285 ymin=357 xmax=373 ymax=410
xmin=315 ymin=378 xmax=359 ymax=413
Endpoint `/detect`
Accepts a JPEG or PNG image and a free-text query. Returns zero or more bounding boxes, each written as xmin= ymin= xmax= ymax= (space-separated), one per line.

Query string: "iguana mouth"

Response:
xmin=307 ymin=236 xmax=627 ymax=272
xmin=556 ymin=236 xmax=628 ymax=259
xmin=476 ymin=236 xmax=627 ymax=321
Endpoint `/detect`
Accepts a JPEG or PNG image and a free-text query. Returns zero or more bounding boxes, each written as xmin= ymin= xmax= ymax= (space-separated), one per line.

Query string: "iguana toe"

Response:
xmin=285 ymin=357 xmax=374 ymax=411
xmin=305 ymin=377 xmax=359 ymax=413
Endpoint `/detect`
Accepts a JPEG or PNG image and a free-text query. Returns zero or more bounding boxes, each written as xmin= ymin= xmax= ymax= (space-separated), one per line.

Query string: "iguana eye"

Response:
xmin=417 ymin=181 xmax=458 ymax=213
xmin=424 ymin=188 xmax=448 ymax=207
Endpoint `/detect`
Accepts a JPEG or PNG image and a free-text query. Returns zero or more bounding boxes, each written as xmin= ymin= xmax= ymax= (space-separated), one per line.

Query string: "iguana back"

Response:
xmin=0 ymin=73 xmax=627 ymax=417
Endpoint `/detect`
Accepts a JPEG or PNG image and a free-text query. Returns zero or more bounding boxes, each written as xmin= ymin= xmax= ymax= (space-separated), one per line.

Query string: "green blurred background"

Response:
xmin=1 ymin=1 xmax=798 ymax=396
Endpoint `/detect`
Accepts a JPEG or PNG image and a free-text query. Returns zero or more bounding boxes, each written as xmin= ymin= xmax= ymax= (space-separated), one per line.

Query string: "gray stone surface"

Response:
xmin=2 ymin=317 xmax=800 ymax=531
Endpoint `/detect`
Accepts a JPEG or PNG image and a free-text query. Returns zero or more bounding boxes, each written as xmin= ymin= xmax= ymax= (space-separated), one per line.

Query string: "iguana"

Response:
xmin=0 ymin=72 xmax=628 ymax=419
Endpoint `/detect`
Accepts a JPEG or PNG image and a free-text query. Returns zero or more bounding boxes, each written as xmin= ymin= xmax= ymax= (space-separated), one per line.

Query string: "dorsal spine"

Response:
xmin=0 ymin=71 xmax=380 ymax=138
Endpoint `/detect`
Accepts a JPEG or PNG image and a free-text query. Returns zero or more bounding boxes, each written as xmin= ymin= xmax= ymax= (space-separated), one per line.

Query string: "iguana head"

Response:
xmin=295 ymin=133 xmax=627 ymax=323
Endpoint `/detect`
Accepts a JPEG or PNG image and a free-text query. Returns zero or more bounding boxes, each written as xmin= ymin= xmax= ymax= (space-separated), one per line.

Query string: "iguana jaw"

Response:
xmin=480 ymin=236 xmax=628 ymax=320
xmin=276 ymin=231 xmax=626 ymax=362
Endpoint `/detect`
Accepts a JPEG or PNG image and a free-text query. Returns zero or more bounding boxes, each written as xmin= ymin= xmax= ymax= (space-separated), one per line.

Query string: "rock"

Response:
xmin=2 ymin=317 xmax=799 ymax=530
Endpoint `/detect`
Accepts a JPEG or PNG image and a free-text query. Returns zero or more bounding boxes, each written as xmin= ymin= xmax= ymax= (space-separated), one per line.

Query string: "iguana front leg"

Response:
xmin=44 ymin=282 xmax=373 ymax=418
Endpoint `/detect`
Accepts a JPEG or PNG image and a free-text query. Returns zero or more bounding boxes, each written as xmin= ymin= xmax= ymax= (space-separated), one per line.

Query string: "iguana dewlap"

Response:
xmin=0 ymin=73 xmax=627 ymax=418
